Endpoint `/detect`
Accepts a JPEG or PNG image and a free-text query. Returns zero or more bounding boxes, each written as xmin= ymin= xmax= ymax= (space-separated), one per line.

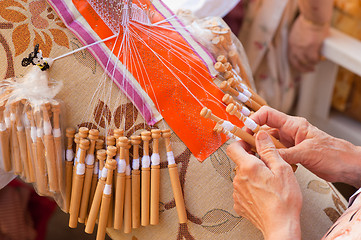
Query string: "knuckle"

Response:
xmin=258 ymin=145 xmax=277 ymax=158
xmin=275 ymin=162 xmax=293 ymax=173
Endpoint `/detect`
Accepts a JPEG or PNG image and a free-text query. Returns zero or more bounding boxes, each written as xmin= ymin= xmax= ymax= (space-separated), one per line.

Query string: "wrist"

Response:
xmin=265 ymin=218 xmax=301 ymax=240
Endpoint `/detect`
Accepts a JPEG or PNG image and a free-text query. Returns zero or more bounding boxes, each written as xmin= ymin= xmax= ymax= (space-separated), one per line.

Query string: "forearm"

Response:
xmin=298 ymin=0 xmax=334 ymax=25
xmin=338 ymin=141 xmax=361 ymax=188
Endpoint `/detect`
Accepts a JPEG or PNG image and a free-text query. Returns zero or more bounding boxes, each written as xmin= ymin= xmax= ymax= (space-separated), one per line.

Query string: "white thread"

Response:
xmin=10 ymin=113 xmax=15 ymax=121
xmin=23 ymin=114 xmax=30 ymax=126
xmin=240 ymin=83 xmax=248 ymax=90
xmin=142 ymin=155 xmax=150 ymax=168
xmin=221 ymin=121 xmax=234 ymax=132
xmin=4 ymin=117 xmax=10 ymax=129
xmin=151 ymin=153 xmax=160 ymax=165
xmin=115 ymin=154 xmax=120 ymax=163
xmin=236 ymin=92 xmax=249 ymax=103
xmin=103 ymin=184 xmax=112 ymax=195
xmin=241 ymin=106 xmax=251 ymax=116
xmin=117 ymin=159 xmax=126 ymax=173
xmin=226 ymin=132 xmax=233 ymax=139
xmin=76 ymin=163 xmax=85 ymax=175
xmin=43 ymin=121 xmax=52 ymax=135
xmin=66 ymin=149 xmax=74 ymax=162
xmin=31 ymin=127 xmax=37 ymax=142
xmin=132 ymin=158 xmax=140 ymax=170
xmin=94 ymin=162 xmax=99 ymax=174
xmin=53 ymin=128 xmax=61 ymax=137
xmin=85 ymin=154 xmax=95 ymax=165
xmin=53 ymin=34 xmax=117 ymax=61
xmin=98 ymin=169 xmax=102 ymax=179
xmin=125 ymin=165 xmax=131 ymax=176
xmin=242 ymin=89 xmax=252 ymax=98
xmin=37 ymin=128 xmax=43 ymax=138
xmin=244 ymin=118 xmax=258 ymax=131
xmin=102 ymin=168 xmax=108 ymax=178
xmin=167 ymin=151 xmax=176 ymax=165
xmin=74 ymin=149 xmax=80 ymax=166
xmin=16 ymin=126 xmax=24 ymax=131
xmin=0 ymin=123 xmax=6 ymax=131
xmin=235 ymin=136 xmax=241 ymax=141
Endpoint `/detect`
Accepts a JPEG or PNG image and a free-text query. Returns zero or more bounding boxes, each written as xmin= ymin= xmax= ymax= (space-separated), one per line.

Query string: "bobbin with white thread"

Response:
xmin=34 ymin=110 xmax=48 ymax=195
xmin=114 ymin=136 xmax=128 ymax=230
xmin=228 ymin=77 xmax=267 ymax=106
xmin=23 ymin=108 xmax=36 ymax=183
xmin=105 ymin=134 xmax=116 ymax=228
xmin=124 ymin=140 xmax=132 ymax=233
xmin=130 ymin=135 xmax=141 ymax=229
xmin=96 ymin=146 xmax=116 ymax=240
xmin=69 ymin=139 xmax=89 ymax=228
xmin=64 ymin=128 xmax=75 ymax=213
xmin=10 ymin=102 xmax=22 ymax=175
xmin=42 ymin=104 xmax=59 ymax=192
xmin=51 ymin=102 xmax=64 ymax=194
xmin=228 ymin=50 xmax=252 ymax=87
xmin=79 ymin=129 xmax=99 ymax=223
xmin=219 ymin=81 xmax=261 ymax=111
xmin=222 ymin=94 xmax=252 ymax=117
xmin=141 ymin=131 xmax=151 ymax=227
xmin=162 ymin=129 xmax=188 ymax=224
xmin=89 ymin=139 xmax=104 ymax=211
xmin=0 ymin=105 xmax=11 ymax=172
xmin=150 ymin=129 xmax=161 ymax=225
xmin=85 ymin=149 xmax=106 ymax=234
xmin=16 ymin=104 xmax=30 ymax=181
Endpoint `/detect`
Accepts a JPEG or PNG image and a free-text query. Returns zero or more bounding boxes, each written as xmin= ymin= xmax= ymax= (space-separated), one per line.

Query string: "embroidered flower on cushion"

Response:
xmin=0 ymin=0 xmax=69 ymax=57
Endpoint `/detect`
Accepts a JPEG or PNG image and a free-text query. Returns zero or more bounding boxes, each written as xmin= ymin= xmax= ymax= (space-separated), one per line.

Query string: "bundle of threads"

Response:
xmin=65 ymin=127 xmax=187 ymax=240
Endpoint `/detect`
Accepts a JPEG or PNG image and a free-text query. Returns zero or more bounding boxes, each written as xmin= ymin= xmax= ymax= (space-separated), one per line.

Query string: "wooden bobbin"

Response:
xmin=114 ymin=128 xmax=124 ymax=139
xmin=114 ymin=137 xmax=128 ymax=230
xmin=150 ymin=129 xmax=161 ymax=225
xmin=51 ymin=102 xmax=64 ymax=193
xmin=106 ymin=135 xmax=116 ymax=147
xmin=211 ymin=36 xmax=222 ymax=50
xmin=219 ymin=35 xmax=229 ymax=51
xmin=162 ymin=129 xmax=188 ymax=224
xmin=78 ymin=127 xmax=89 ymax=139
xmin=16 ymin=110 xmax=30 ymax=181
xmin=34 ymin=110 xmax=48 ymax=195
xmin=89 ymin=139 xmax=104 ymax=211
xmin=11 ymin=102 xmax=22 ymax=175
xmin=223 ymin=71 xmax=234 ymax=80
xmin=141 ymin=131 xmax=151 ymax=227
xmin=69 ymin=139 xmax=90 ymax=228
xmin=223 ymin=62 xmax=232 ymax=72
xmin=216 ymin=55 xmax=227 ymax=64
xmin=226 ymin=103 xmax=260 ymax=132
xmin=0 ymin=106 xmax=11 ymax=172
xmin=23 ymin=109 xmax=35 ymax=183
xmin=221 ymin=27 xmax=231 ymax=42
xmin=222 ymin=94 xmax=252 ymax=116
xmin=200 ymin=107 xmax=256 ymax=147
xmin=97 ymin=147 xmax=117 ymax=240
xmin=79 ymin=129 xmax=99 ymax=223
xmin=65 ymin=128 xmax=76 ymax=213
xmin=214 ymin=62 xmax=226 ymax=73
xmin=228 ymin=50 xmax=252 ymax=87
xmin=42 ymin=104 xmax=59 ymax=193
xmin=85 ymin=149 xmax=106 ymax=234
xmin=228 ymin=78 xmax=267 ymax=107
xmin=124 ymin=140 xmax=132 ymax=233
xmin=220 ymin=81 xmax=261 ymax=111
xmin=130 ymin=135 xmax=141 ymax=229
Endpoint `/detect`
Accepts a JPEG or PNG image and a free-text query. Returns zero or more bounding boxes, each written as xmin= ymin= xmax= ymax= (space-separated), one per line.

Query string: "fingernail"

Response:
xmin=257 ymin=131 xmax=268 ymax=141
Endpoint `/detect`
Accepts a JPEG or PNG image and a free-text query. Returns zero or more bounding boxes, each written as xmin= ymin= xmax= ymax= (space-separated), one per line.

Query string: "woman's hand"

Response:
xmin=288 ymin=15 xmax=329 ymax=72
xmin=227 ymin=131 xmax=302 ymax=240
xmin=251 ymin=106 xmax=361 ymax=188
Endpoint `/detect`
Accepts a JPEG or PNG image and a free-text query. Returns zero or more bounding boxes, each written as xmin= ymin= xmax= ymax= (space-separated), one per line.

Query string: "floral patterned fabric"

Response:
xmin=0 ymin=0 xmax=348 ymax=239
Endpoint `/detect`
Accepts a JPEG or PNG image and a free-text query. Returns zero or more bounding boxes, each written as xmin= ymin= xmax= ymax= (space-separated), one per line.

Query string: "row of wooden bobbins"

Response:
xmin=65 ymin=127 xmax=187 ymax=240
xmin=0 ymin=100 xmax=64 ymax=196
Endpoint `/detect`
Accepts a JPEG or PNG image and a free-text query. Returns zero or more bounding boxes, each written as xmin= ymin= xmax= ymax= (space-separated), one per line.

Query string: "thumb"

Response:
xmin=278 ymin=145 xmax=305 ymax=165
xmin=256 ymin=131 xmax=284 ymax=170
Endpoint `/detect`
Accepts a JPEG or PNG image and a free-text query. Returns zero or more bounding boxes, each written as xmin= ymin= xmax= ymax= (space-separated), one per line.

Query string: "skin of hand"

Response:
xmin=251 ymin=106 xmax=361 ymax=188
xmin=228 ymin=131 xmax=302 ymax=240
xmin=288 ymin=15 xmax=330 ymax=72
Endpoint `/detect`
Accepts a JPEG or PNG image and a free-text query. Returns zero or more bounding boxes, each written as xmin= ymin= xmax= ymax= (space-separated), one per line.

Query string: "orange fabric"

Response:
xmin=72 ymin=0 xmax=243 ymax=161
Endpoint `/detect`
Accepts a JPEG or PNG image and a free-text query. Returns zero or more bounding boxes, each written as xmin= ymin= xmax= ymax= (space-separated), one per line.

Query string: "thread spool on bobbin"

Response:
xmin=150 ymin=129 xmax=161 ymax=225
xmin=65 ymin=127 xmax=76 ymax=213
